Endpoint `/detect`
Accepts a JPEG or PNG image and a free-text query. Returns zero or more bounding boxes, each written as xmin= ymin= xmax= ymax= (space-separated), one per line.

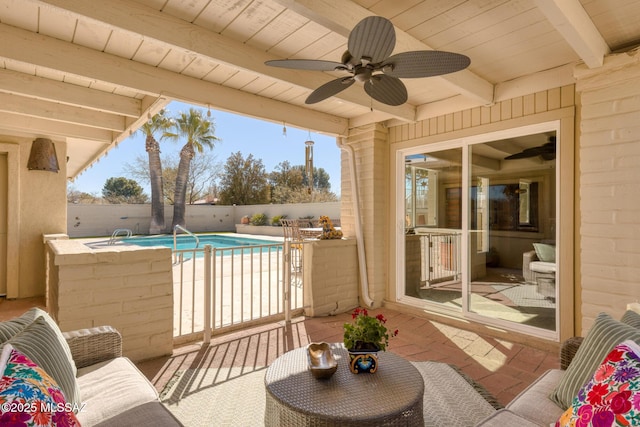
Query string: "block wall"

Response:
xmin=303 ymin=239 xmax=359 ymax=316
xmin=342 ymin=124 xmax=389 ymax=307
xmin=47 ymin=239 xmax=173 ymax=362
xmin=575 ymin=49 xmax=640 ymax=333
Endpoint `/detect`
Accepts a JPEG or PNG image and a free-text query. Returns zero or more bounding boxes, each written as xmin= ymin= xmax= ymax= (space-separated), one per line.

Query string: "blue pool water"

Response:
xmin=124 ymin=233 xmax=280 ymax=253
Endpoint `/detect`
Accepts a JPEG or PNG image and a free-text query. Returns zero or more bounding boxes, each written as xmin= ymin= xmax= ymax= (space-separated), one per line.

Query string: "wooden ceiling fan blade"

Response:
xmin=381 ymin=51 xmax=471 ymax=78
xmin=364 ymin=75 xmax=407 ymax=106
xmin=348 ymin=16 xmax=396 ymax=64
xmin=505 ymin=141 xmax=556 ymax=160
xmin=305 ymin=77 xmax=355 ymax=104
xmin=265 ymin=59 xmax=345 ymax=71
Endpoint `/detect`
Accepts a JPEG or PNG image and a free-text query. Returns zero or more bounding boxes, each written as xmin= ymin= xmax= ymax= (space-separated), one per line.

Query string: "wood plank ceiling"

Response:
xmin=0 ymin=0 xmax=639 ymax=179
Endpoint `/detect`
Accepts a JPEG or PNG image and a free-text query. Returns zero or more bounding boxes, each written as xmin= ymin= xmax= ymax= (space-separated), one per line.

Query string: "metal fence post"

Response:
xmin=283 ymin=240 xmax=291 ymax=325
xmin=204 ymin=244 xmax=212 ymax=344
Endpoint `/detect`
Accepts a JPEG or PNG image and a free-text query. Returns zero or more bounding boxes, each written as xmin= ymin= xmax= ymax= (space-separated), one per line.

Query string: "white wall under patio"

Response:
xmin=67 ymin=202 xmax=340 ymax=238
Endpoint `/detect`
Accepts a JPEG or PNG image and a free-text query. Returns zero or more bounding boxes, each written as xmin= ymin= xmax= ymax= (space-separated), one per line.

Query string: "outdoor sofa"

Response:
xmin=0 ymin=308 xmax=181 ymax=426
xmin=475 ymin=309 xmax=640 ymax=425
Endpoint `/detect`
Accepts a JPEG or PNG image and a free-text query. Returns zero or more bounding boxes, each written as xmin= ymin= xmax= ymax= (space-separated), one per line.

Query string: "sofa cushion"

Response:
xmin=0 ymin=344 xmax=81 ymax=426
xmin=533 ymin=243 xmax=555 ymax=262
xmin=529 ymin=261 xmax=556 ymax=274
xmin=475 ymin=409 xmax=540 ymax=426
xmin=550 ymin=312 xmax=640 ymax=409
xmin=0 ymin=316 xmax=81 ymax=408
xmin=93 ymin=402 xmax=183 ymax=426
xmin=505 ymin=369 xmax=565 ymax=425
xmin=76 ymin=357 xmax=159 ymax=426
xmin=555 ymin=340 xmax=640 ymax=427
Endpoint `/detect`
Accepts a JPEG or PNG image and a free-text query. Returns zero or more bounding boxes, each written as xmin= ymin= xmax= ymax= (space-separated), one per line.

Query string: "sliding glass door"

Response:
xmin=404 ymin=148 xmax=463 ymax=309
xmin=400 ymin=125 xmax=558 ymax=337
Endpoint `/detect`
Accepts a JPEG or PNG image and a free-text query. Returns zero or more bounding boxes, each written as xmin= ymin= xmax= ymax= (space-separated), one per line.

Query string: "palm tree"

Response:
xmin=138 ymin=109 xmax=171 ymax=234
xmin=165 ymin=108 xmax=219 ymax=229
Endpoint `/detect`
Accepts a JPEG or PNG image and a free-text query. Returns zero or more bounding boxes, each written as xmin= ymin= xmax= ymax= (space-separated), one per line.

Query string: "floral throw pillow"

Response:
xmin=0 ymin=344 xmax=81 ymax=426
xmin=555 ymin=339 xmax=640 ymax=427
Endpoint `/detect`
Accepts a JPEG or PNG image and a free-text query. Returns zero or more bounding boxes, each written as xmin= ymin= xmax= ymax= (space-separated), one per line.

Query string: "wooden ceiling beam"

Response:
xmin=0 ymin=68 xmax=141 ymax=117
xmin=0 ymin=23 xmax=349 ymax=136
xmin=0 ymin=92 xmax=126 ymax=131
xmin=28 ymin=0 xmax=415 ymax=122
xmin=0 ymin=112 xmax=114 ymax=141
xmin=533 ymin=0 xmax=610 ymax=68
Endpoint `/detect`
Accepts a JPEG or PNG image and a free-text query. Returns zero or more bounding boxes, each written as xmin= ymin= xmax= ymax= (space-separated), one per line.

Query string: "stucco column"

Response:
xmin=340 ymin=123 xmax=389 ymax=308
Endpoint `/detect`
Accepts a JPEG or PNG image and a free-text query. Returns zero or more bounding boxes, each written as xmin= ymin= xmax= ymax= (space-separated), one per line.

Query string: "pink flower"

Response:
xmin=575 ymin=404 xmax=593 ymax=427
xmin=632 ymin=392 xmax=640 ymax=410
xmin=594 ymin=363 xmax=615 ymax=382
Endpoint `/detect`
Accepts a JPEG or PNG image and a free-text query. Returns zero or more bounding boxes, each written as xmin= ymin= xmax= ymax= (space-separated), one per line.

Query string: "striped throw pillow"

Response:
xmin=550 ymin=312 xmax=640 ymax=409
xmin=621 ymin=309 xmax=640 ymax=329
xmin=0 ymin=316 xmax=81 ymax=408
xmin=0 ymin=307 xmax=44 ymax=343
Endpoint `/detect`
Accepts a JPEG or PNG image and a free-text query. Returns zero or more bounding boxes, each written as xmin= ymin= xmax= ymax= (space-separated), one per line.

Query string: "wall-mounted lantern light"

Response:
xmin=27 ymin=138 xmax=59 ymax=172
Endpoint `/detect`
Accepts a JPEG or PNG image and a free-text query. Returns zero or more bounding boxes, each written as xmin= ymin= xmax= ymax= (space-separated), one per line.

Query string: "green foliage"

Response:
xmin=102 ymin=177 xmax=148 ymax=204
xmin=250 ymin=213 xmax=267 ymax=226
xmin=269 ymin=162 xmax=337 ymax=204
xmin=218 ymin=152 xmax=269 ymax=205
xmin=271 ymin=214 xmax=286 ymax=226
xmin=343 ymin=308 xmax=398 ymax=351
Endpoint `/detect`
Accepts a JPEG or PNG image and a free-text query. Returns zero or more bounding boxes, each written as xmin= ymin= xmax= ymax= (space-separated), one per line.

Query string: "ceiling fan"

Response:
xmin=504 ymin=137 xmax=556 ymax=161
xmin=265 ymin=16 xmax=471 ymax=106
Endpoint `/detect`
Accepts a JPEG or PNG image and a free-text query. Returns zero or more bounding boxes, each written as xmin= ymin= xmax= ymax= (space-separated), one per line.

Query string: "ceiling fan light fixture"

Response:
xmin=266 ymin=16 xmax=470 ymax=106
xmin=354 ymin=67 xmax=372 ymax=82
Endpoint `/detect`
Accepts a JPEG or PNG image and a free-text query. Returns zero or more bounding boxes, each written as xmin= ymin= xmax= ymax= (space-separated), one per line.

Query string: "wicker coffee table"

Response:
xmin=264 ymin=343 xmax=424 ymax=426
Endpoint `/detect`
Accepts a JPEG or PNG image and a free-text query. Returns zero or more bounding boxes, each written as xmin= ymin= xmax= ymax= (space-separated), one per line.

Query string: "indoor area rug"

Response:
xmin=160 ymin=366 xmax=266 ymax=426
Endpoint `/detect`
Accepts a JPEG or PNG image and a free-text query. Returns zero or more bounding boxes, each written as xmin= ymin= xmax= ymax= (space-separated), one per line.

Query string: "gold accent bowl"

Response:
xmin=307 ymin=342 xmax=338 ymax=379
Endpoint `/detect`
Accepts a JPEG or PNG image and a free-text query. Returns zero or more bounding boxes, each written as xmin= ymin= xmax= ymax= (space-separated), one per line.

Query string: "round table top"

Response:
xmin=264 ymin=343 xmax=424 ymax=425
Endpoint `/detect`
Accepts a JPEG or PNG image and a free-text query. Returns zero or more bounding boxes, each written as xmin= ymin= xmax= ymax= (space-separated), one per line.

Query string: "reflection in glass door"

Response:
xmin=404 ymin=148 xmax=463 ymax=310
xmin=402 ymin=130 xmax=558 ymax=334
xmin=468 ymin=135 xmax=556 ymax=331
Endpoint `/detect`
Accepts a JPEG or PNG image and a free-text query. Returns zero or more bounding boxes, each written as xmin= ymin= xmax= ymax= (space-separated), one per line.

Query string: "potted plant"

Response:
xmin=343 ymin=308 xmax=398 ymax=373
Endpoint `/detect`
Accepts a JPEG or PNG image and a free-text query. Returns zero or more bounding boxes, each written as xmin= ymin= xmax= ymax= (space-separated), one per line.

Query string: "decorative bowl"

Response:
xmin=307 ymin=342 xmax=338 ymax=379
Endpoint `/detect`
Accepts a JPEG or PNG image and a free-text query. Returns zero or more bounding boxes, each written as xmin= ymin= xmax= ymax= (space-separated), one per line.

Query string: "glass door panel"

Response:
xmin=404 ymin=148 xmax=463 ymax=310
xmin=467 ymin=134 xmax=557 ymax=332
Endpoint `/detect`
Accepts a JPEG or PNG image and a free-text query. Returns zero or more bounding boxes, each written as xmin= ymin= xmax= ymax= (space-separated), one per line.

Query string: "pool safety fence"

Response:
xmin=172 ymin=242 xmax=306 ymax=344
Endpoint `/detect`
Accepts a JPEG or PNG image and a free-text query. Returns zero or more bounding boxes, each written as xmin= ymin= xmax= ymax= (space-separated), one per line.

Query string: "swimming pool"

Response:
xmin=124 ymin=233 xmax=281 ymax=252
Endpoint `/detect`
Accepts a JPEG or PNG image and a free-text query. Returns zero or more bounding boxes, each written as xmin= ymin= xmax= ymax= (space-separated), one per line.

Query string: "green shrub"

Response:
xmin=271 ymin=214 xmax=287 ymax=226
xmin=250 ymin=213 xmax=268 ymax=226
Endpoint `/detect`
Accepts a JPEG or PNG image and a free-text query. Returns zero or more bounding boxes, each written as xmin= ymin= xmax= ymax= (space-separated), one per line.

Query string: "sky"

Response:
xmin=69 ymin=100 xmax=342 ymax=196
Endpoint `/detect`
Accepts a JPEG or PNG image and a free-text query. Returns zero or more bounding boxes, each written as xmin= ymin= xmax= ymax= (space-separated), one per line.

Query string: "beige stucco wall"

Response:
xmin=0 ymin=136 xmax=67 ymax=298
xmin=574 ymin=49 xmax=640 ymax=335
xmin=340 ymin=124 xmax=390 ymax=308
xmin=385 ymin=86 xmax=576 ymax=341
xmin=303 ymin=238 xmax=359 ymax=316
xmin=46 ymin=238 xmax=173 ymax=362
xmin=67 ymin=202 xmax=340 ymax=238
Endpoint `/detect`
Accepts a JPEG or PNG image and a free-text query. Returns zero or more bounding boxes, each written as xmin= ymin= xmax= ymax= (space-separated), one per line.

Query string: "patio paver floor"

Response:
xmin=0 ymin=298 xmax=561 ymax=418
xmin=138 ymin=307 xmax=560 ymax=408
